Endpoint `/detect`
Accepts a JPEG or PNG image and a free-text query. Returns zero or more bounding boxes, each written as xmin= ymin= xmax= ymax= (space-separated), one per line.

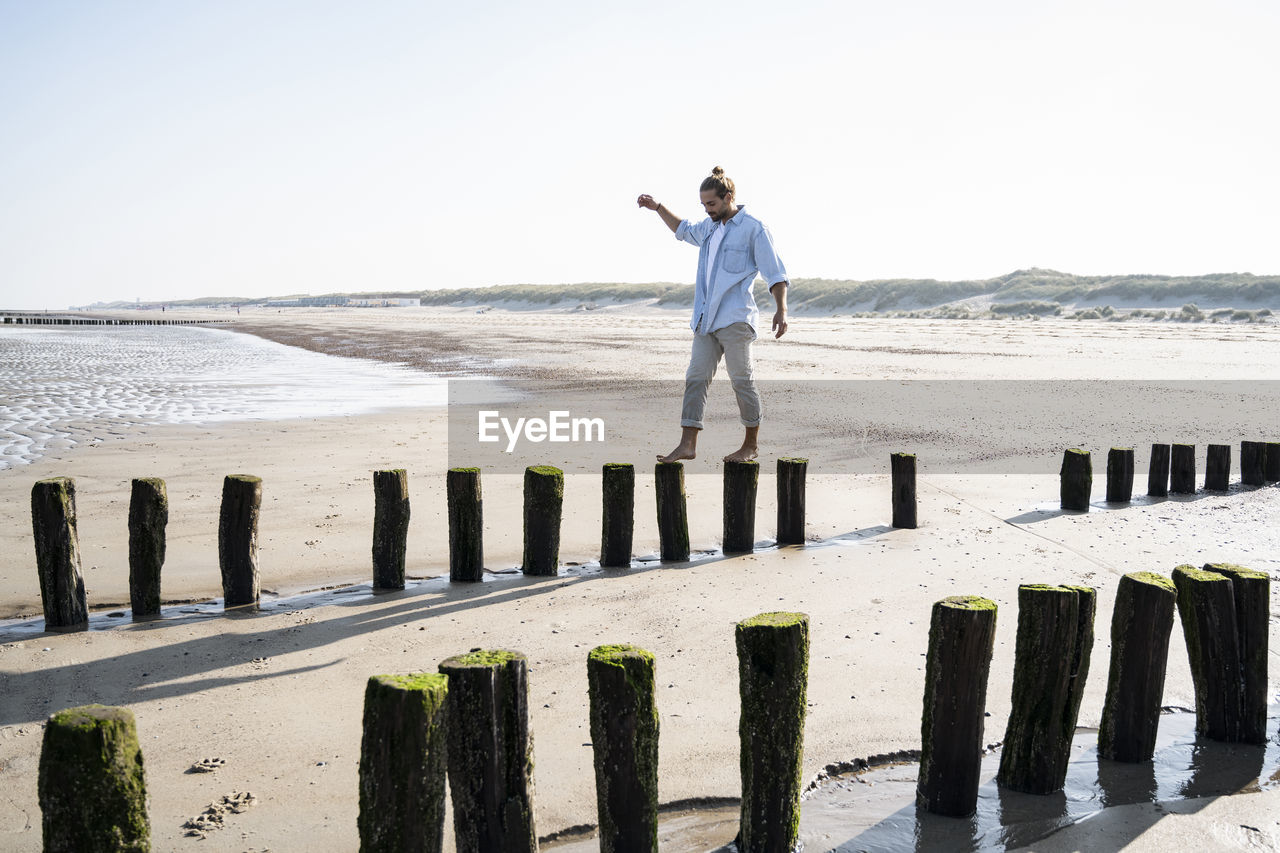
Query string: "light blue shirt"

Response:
xmin=674 ymin=205 xmax=789 ymax=335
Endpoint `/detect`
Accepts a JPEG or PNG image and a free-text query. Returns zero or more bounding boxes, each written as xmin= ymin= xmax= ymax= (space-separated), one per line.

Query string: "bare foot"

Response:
xmin=723 ymin=445 xmax=758 ymax=463
xmin=657 ymin=445 xmax=696 ymax=463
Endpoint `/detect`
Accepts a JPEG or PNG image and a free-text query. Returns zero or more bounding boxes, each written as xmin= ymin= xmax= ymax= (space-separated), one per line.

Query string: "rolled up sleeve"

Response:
xmin=753 ymin=225 xmax=788 ymax=286
xmin=676 ymin=218 xmax=712 ymax=247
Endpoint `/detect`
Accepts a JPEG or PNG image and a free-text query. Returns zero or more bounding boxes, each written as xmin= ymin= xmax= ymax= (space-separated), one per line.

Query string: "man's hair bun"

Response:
xmin=700 ymin=166 xmax=735 ymax=200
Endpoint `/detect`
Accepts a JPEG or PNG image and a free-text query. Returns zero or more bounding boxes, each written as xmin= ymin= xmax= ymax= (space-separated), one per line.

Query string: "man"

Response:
xmin=637 ymin=166 xmax=790 ymax=464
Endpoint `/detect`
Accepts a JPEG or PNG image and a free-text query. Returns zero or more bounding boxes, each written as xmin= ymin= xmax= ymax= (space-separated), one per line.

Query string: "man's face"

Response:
xmin=700 ymin=189 xmax=734 ymax=223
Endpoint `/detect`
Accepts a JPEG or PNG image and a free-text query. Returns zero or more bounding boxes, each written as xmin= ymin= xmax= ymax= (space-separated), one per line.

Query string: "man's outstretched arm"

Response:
xmin=636 ymin=194 xmax=682 ymax=234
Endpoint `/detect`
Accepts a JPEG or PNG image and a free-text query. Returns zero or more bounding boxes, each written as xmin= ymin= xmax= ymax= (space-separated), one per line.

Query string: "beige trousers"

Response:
xmin=680 ymin=322 xmax=761 ymax=428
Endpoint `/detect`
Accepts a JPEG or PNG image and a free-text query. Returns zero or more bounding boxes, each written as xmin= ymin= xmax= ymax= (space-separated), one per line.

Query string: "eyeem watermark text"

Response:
xmin=478 ymin=410 xmax=606 ymax=453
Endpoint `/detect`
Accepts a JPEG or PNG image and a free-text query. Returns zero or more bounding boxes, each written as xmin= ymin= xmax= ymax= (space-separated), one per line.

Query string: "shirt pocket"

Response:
xmin=721 ymin=247 xmax=750 ymax=274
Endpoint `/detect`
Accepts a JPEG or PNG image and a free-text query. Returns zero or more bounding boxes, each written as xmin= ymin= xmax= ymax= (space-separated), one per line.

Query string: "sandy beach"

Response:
xmin=2 ymin=306 xmax=1279 ymax=851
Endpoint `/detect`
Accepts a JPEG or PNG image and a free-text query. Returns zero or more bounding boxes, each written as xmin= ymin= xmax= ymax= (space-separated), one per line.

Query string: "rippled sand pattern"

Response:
xmin=0 ymin=326 xmax=444 ymax=468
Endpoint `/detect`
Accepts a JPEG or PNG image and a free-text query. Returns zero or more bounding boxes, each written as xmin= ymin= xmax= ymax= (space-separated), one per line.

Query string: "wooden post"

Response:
xmin=654 ymin=462 xmax=690 ymax=562
xmin=358 ymin=673 xmax=449 ymax=852
xmin=522 ymin=465 xmax=563 ymax=576
xmin=218 ymin=474 xmax=262 ymax=609
xmin=917 ymin=596 xmax=997 ymax=817
xmin=128 ymin=477 xmax=168 ymax=619
xmin=1265 ymin=442 xmax=1280 ymax=482
xmin=735 ymin=612 xmax=809 ymax=853
xmin=1204 ymin=444 xmax=1230 ymax=491
xmin=1170 ymin=443 xmax=1196 ymax=494
xmin=1172 ymin=564 xmax=1241 ymax=742
xmin=600 ymin=463 xmax=635 ymax=568
xmin=372 ymin=469 xmax=410 ymax=590
xmin=438 ymin=650 xmax=536 ymax=852
xmin=587 ymin=645 xmax=658 ymax=851
xmin=891 ymin=452 xmax=917 ymax=529
xmin=1147 ymin=443 xmax=1171 ymax=497
xmin=1060 ymin=585 xmax=1096 ymax=783
xmin=1098 ymin=572 xmax=1177 ymax=762
xmin=997 ymin=585 xmax=1093 ymax=794
xmin=39 ymin=705 xmax=149 ymax=851
xmin=775 ymin=457 xmax=807 ymax=545
xmin=1240 ymin=441 xmax=1266 ymax=487
xmin=31 ymin=477 xmax=88 ymax=631
xmin=447 ymin=467 xmax=483 ymax=582
xmin=1202 ymin=563 xmax=1270 ymax=744
xmin=1059 ymin=448 xmax=1092 ymax=511
xmin=723 ymin=460 xmax=759 ymax=554
xmin=1105 ymin=448 xmax=1134 ymax=503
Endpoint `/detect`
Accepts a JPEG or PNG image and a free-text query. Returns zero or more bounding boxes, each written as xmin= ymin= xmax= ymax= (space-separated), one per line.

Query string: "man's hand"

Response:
xmin=636 ymin=194 xmax=659 ymax=211
xmin=772 ymin=310 xmax=789 ymax=339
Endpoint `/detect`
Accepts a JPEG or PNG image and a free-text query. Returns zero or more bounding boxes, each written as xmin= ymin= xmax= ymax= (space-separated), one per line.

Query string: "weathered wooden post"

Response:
xmin=735 ymin=612 xmax=809 ymax=853
xmin=587 ymin=645 xmax=658 ymax=851
xmin=891 ymin=452 xmax=917 ymax=529
xmin=1204 ymin=444 xmax=1231 ymax=491
xmin=31 ymin=477 xmax=88 ymax=631
xmin=1172 ymin=564 xmax=1241 ymax=741
xmin=775 ymin=457 xmax=807 ymax=545
xmin=1265 ymin=442 xmax=1280 ymax=482
xmin=1106 ymin=448 xmax=1134 ymax=503
xmin=723 ymin=460 xmax=759 ymax=554
xmin=372 ymin=469 xmax=410 ymax=590
xmin=358 ymin=673 xmax=449 ymax=852
xmin=1170 ymin=443 xmax=1196 ymax=494
xmin=655 ymin=462 xmax=690 ymax=562
xmin=1059 ymin=448 xmax=1092 ymax=511
xmin=1147 ymin=443 xmax=1171 ymax=497
xmin=438 ymin=650 xmax=536 ymax=852
xmin=1240 ymin=441 xmax=1266 ymax=487
xmin=1098 ymin=572 xmax=1177 ymax=762
xmin=600 ymin=463 xmax=635 ymax=568
xmin=1202 ymin=563 xmax=1270 ymax=743
xmin=997 ymin=584 xmax=1094 ymax=794
xmin=447 ymin=467 xmax=483 ymax=582
xmin=218 ymin=474 xmax=262 ymax=609
xmin=522 ymin=465 xmax=563 ymax=576
xmin=128 ymin=477 xmax=168 ymax=619
xmin=39 ymin=705 xmax=149 ymax=851
xmin=917 ymin=596 xmax=997 ymax=817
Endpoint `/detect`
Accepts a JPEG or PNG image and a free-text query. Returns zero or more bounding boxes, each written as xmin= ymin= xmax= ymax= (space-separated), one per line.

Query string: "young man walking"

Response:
xmin=637 ymin=166 xmax=790 ymax=463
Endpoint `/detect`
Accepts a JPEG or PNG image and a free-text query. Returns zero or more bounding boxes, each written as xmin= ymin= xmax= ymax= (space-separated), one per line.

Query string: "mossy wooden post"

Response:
xmin=735 ymin=612 xmax=809 ymax=853
xmin=1106 ymin=448 xmax=1134 ymax=503
xmin=447 ymin=467 xmax=483 ymax=582
xmin=1204 ymin=443 xmax=1230 ymax=491
xmin=1059 ymin=585 xmax=1095 ymax=783
xmin=600 ymin=463 xmax=634 ymax=568
xmin=1059 ymin=449 xmax=1091 ymax=511
xmin=372 ymin=469 xmax=410 ymax=590
xmin=997 ymin=585 xmax=1090 ymax=795
xmin=723 ymin=460 xmax=759 ymax=554
xmin=1203 ymin=563 xmax=1270 ymax=744
xmin=31 ymin=476 xmax=88 ymax=631
xmin=1098 ymin=572 xmax=1177 ymax=762
xmin=1240 ymin=441 xmax=1266 ymax=487
xmin=127 ymin=478 xmax=167 ymax=619
xmin=1265 ymin=442 xmax=1280 ymax=481
xmin=1147 ymin=443 xmax=1170 ymax=497
xmin=438 ymin=650 xmax=536 ymax=853
xmin=39 ymin=705 xmax=149 ymax=852
xmin=654 ymin=462 xmax=690 ymax=562
xmin=218 ymin=474 xmax=261 ymax=609
xmin=775 ymin=457 xmax=807 ymax=545
xmin=917 ymin=596 xmax=997 ymax=817
xmin=587 ymin=645 xmax=658 ymax=852
xmin=1172 ymin=564 xmax=1241 ymax=742
xmin=522 ymin=465 xmax=562 ymax=576
xmin=890 ymin=452 xmax=917 ymax=529
xmin=358 ymin=673 xmax=448 ymax=852
xmin=1170 ymin=443 xmax=1196 ymax=494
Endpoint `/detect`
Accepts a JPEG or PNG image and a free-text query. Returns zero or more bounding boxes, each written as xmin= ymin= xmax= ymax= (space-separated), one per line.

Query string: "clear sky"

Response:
xmin=1 ymin=1 xmax=1276 ymax=309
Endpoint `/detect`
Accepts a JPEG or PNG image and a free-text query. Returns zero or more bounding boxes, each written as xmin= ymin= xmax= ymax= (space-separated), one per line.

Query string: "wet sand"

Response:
xmin=1 ymin=306 xmax=1278 ymax=850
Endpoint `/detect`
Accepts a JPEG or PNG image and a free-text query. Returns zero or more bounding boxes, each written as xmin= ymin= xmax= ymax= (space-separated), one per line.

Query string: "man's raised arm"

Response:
xmin=636 ymin=194 xmax=682 ymax=234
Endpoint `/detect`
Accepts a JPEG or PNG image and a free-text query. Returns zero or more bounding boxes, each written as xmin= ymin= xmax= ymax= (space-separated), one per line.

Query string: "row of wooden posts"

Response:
xmin=34 ymin=559 xmax=1269 ymax=850
xmin=1 ymin=315 xmax=223 ymax=326
xmin=1060 ymin=440 xmax=1280 ymax=510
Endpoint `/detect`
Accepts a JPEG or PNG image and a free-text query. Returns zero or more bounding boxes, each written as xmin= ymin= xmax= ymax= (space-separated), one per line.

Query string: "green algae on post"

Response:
xmin=447 ymin=467 xmax=483 ymax=582
xmin=1172 ymin=564 xmax=1243 ymax=742
xmin=600 ymin=463 xmax=635 ymax=568
xmin=358 ymin=673 xmax=448 ymax=851
xmin=371 ymin=469 xmax=410 ymax=590
xmin=127 ymin=478 xmax=168 ymax=619
xmin=1098 ymin=572 xmax=1177 ymax=762
xmin=587 ymin=644 xmax=658 ymax=852
xmin=522 ymin=465 xmax=563 ymax=576
xmin=775 ymin=457 xmax=807 ymax=545
xmin=218 ymin=474 xmax=262 ymax=609
xmin=918 ymin=595 xmax=997 ymax=817
xmin=1059 ymin=448 xmax=1092 ymax=511
xmin=438 ymin=650 xmax=536 ymax=852
xmin=722 ymin=460 xmax=759 ymax=554
xmin=31 ymin=476 xmax=88 ymax=631
xmin=736 ymin=611 xmax=809 ymax=853
xmin=39 ymin=704 xmax=150 ymax=852
xmin=654 ymin=462 xmax=690 ymax=562
xmin=891 ymin=452 xmax=917 ymax=529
